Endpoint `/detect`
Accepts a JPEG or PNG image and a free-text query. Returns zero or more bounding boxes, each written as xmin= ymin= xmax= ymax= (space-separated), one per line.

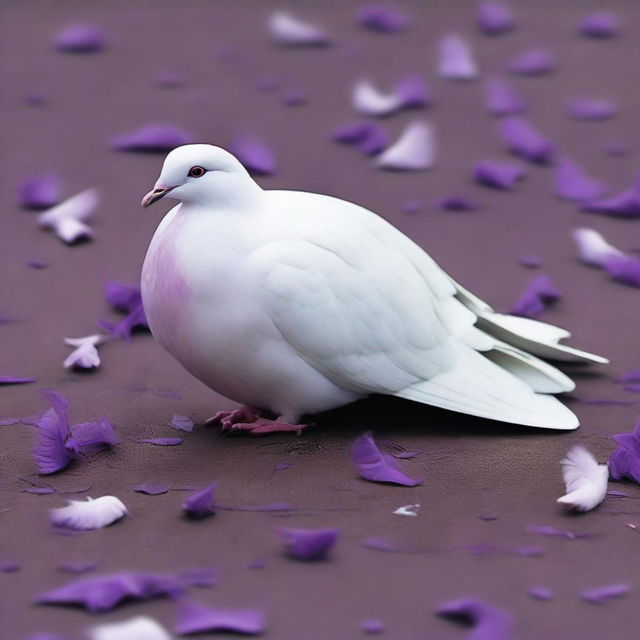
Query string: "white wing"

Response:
xmin=249 ymin=191 xmax=592 ymax=429
xmin=557 ymin=445 xmax=608 ymax=511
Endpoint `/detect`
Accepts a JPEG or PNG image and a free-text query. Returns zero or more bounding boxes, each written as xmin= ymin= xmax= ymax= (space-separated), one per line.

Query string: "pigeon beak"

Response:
xmin=141 ymin=186 xmax=174 ymax=208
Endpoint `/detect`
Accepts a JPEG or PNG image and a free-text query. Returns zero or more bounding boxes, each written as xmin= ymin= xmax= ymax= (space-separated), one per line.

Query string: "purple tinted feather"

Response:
xmin=278 ymin=527 xmax=339 ymax=560
xmin=555 ymin=157 xmax=605 ymax=201
xmin=477 ymin=2 xmax=515 ymax=36
xmin=34 ymin=392 xmax=74 ymax=475
xmin=509 ymin=274 xmax=561 ymax=318
xmin=110 ymin=124 xmax=195 ymax=152
xmin=582 ymin=173 xmax=640 ymax=218
xmin=528 ymin=587 xmax=553 ymax=601
xmin=182 ymin=483 xmax=216 ymax=518
xmin=18 ymin=174 xmax=61 ymax=209
xmin=137 ymin=437 xmax=183 ymax=446
xmin=509 ymin=48 xmax=554 ymax=76
xmin=580 ymin=583 xmax=630 ymax=604
xmin=580 ymin=12 xmax=619 ymax=38
xmin=134 ymin=483 xmax=169 ymax=495
xmin=175 ymin=599 xmax=266 ymax=635
xmin=65 ymin=417 xmax=119 ymax=455
xmin=0 ymin=375 xmax=37 ymax=385
xmin=474 ymin=160 xmax=525 ymax=190
xmin=568 ymin=98 xmax=617 ymax=121
xmin=54 ymin=23 xmax=107 ymax=53
xmin=499 ymin=116 xmax=554 ymax=163
xmin=436 ymin=597 xmax=514 ymax=640
xmin=358 ymin=4 xmax=409 ymax=33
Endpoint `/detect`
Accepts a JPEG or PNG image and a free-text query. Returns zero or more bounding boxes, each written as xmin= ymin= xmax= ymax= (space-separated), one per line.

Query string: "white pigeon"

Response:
xmin=140 ymin=144 xmax=607 ymax=434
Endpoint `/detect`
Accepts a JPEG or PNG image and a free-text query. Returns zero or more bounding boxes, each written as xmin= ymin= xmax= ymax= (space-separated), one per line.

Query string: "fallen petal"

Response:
xmin=567 ymin=98 xmax=617 ymax=121
xmin=438 ymin=34 xmax=477 ymax=80
xmin=485 ymin=76 xmax=526 ymax=116
xmin=509 ymin=274 xmax=561 ymax=318
xmin=477 ymin=2 xmax=515 ymax=36
xmin=175 ymin=599 xmax=266 ymax=635
xmin=557 ymin=445 xmax=608 ymax=512
xmin=555 ymin=157 xmax=605 ymax=201
xmin=358 ymin=4 xmax=409 ymax=33
xmin=110 ymin=124 xmax=195 ymax=153
xmin=137 ymin=437 xmax=183 ymax=446
xmin=376 ymin=120 xmax=435 ymax=170
xmin=579 ymin=12 xmax=619 ymax=38
xmin=352 ymin=78 xmax=402 ymax=116
xmin=580 ymin=583 xmax=630 ymax=604
xmin=278 ymin=527 xmax=339 ymax=560
xmin=169 ymin=414 xmax=194 ymax=432
xmin=268 ymin=11 xmax=329 ymax=46
xmin=582 ymin=174 xmax=640 ymax=218
xmin=50 ymin=496 xmax=127 ymax=531
xmin=182 ymin=484 xmax=216 ymax=518
xmin=499 ymin=116 xmax=554 ymax=163
xmin=474 ymin=160 xmax=526 ymax=190
xmin=509 ymin=48 xmax=554 ymax=76
xmin=229 ymin=135 xmax=276 ymax=175
xmin=527 ymin=587 xmax=553 ymax=601
xmin=436 ymin=597 xmax=514 ymax=640
xmin=134 ymin=483 xmax=169 ymax=496
xmin=38 ymin=189 xmax=99 ymax=245
xmin=18 ymin=174 xmax=61 ymax=209
xmin=54 ymin=23 xmax=107 ymax=53
xmin=572 ymin=227 xmax=624 ymax=267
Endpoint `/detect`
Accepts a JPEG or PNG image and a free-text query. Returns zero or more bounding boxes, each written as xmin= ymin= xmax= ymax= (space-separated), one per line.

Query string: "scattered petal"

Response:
xmin=137 ymin=437 xmax=183 ymax=446
xmin=519 ymin=256 xmax=542 ymax=268
xmin=333 ymin=122 xmax=388 ymax=156
xmin=63 ymin=335 xmax=105 ymax=370
xmin=134 ymin=483 xmax=169 ymax=496
xmin=33 ymin=391 xmax=75 ymax=474
xmin=278 ymin=527 xmax=339 ymax=560
xmin=110 ymin=124 xmax=195 ymax=153
xmin=230 ymin=135 xmax=276 ymax=175
xmin=268 ymin=11 xmax=329 ymax=47
xmin=438 ymin=195 xmax=479 ymax=212
xmin=582 ymin=173 xmax=640 ymax=218
xmin=18 ymin=174 xmax=61 ymax=210
xmin=27 ymin=258 xmax=49 ymax=269
xmin=557 ymin=445 xmax=608 ymax=512
xmin=358 ymin=4 xmax=409 ymax=33
xmin=474 ymin=160 xmax=526 ymax=190
xmin=182 ymin=484 xmax=216 ymax=518
xmin=54 ymin=23 xmax=107 ymax=53
xmin=395 ymin=74 xmax=430 ymax=109
xmin=376 ymin=120 xmax=435 ymax=170
xmin=101 ymin=281 xmax=149 ymax=339
xmin=568 ymin=98 xmax=617 ymax=121
xmin=351 ymin=432 xmax=422 ymax=486
xmin=602 ymin=255 xmax=640 ymax=288
xmin=50 ymin=496 xmax=127 ymax=530
xmin=509 ymin=274 xmax=561 ymax=318
xmin=499 ymin=116 xmax=554 ymax=163
xmin=352 ymin=79 xmax=402 ymax=116
xmin=579 ymin=12 xmax=619 ymax=38
xmin=572 ymin=227 xmax=624 ymax=267
xmin=24 ymin=486 xmax=56 ymax=495
xmin=393 ymin=503 xmax=420 ymax=517
xmin=169 ymin=414 xmax=194 ymax=432
xmin=436 ymin=597 xmax=514 ymax=640
xmin=526 ymin=524 xmax=593 ymax=539
xmin=555 ymin=157 xmax=605 ymax=201
xmin=38 ymin=189 xmax=98 ymax=244
xmin=580 ymin=583 xmax=630 ymax=604
xmin=509 ymin=48 xmax=554 ymax=76
xmin=36 ymin=572 xmax=184 ymax=612
xmin=477 ymin=2 xmax=515 ymax=36
xmin=527 ymin=587 xmax=553 ymax=601
xmin=361 ymin=618 xmax=385 ymax=634
xmin=438 ymin=34 xmax=477 ymax=80
xmin=1 ymin=561 xmax=21 ymax=573
xmin=24 ymin=91 xmax=48 ymax=106
xmin=66 ymin=416 xmax=119 ymax=455
xmin=609 ymin=419 xmax=640 ymax=483
xmin=0 ymin=375 xmax=37 ymax=385
xmin=485 ymin=77 xmax=526 ymax=116
xmin=175 ymin=599 xmax=266 ymax=635
xmin=87 ymin=616 xmax=172 ymax=640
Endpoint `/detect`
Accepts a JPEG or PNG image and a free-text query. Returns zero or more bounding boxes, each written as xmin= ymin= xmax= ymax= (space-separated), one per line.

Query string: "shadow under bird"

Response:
xmin=140 ymin=144 xmax=607 ymax=434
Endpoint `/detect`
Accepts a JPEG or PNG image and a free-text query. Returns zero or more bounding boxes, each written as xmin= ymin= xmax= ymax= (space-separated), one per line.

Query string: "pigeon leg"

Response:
xmin=225 ymin=417 xmax=313 ymax=436
xmin=205 ymin=406 xmax=261 ymax=430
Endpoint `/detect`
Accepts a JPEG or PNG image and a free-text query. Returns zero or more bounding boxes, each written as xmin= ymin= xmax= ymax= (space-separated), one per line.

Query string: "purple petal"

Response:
xmin=555 ymin=157 xmax=605 ymax=201
xmin=512 ymin=545 xmax=545 ymax=557
xmin=519 ymin=256 xmax=542 ymax=268
xmin=1 ymin=561 xmax=21 ymax=573
xmin=602 ymin=254 xmax=640 ymax=288
xmin=568 ymin=98 xmax=617 ymax=121
xmin=134 ymin=483 xmax=169 ymax=496
xmin=499 ymin=116 xmax=554 ymax=164
xmin=105 ymin=281 xmax=142 ymax=313
xmin=477 ymin=2 xmax=515 ymax=36
xmin=395 ymin=74 xmax=430 ymax=108
xmin=65 ymin=417 xmax=119 ymax=455
xmin=182 ymin=484 xmax=216 ymax=518
xmin=137 ymin=437 xmax=183 ymax=446
xmin=333 ymin=122 xmax=388 ymax=156
xmin=509 ymin=48 xmax=554 ymax=76
xmin=617 ymin=370 xmax=640 ymax=384
xmin=351 ymin=431 xmax=422 ymax=486
xmin=53 ymin=24 xmax=107 ymax=53
xmin=579 ymin=12 xmax=619 ymax=38
xmin=376 ymin=120 xmax=435 ymax=170
xmin=110 ymin=124 xmax=195 ymax=153
xmin=609 ymin=420 xmax=640 ymax=482
xmin=582 ymin=173 xmax=640 ymax=218
xmin=278 ymin=527 xmax=339 ymax=561
xmin=24 ymin=635 xmax=70 ymax=640
xmin=268 ymin=11 xmax=330 ymax=47
xmin=362 ymin=537 xmax=402 ymax=552
xmin=572 ymin=227 xmax=624 ymax=267
xmin=526 ymin=524 xmax=593 ymax=540
xmin=361 ymin=618 xmax=385 ymax=634
xmin=175 ymin=599 xmax=266 ymax=635
xmin=27 ymin=258 xmax=49 ymax=269
xmin=0 ymin=375 xmax=37 ymax=385
xmin=33 ymin=391 xmax=75 ymax=475
xmin=473 ymin=160 xmax=526 ymax=190
xmin=230 ymin=135 xmax=276 ymax=175
xmin=24 ymin=486 xmax=56 ymax=495
xmin=438 ymin=34 xmax=477 ymax=80
xmin=527 ymin=587 xmax=553 ymax=601
xmin=580 ymin=583 xmax=630 ymax=604
xmin=485 ymin=77 xmax=526 ymax=116
xmin=358 ymin=4 xmax=409 ymax=33
xmin=36 ymin=572 xmax=183 ymax=612
xmin=169 ymin=414 xmax=194 ymax=432
xmin=508 ymin=274 xmax=561 ymax=318
xmin=436 ymin=597 xmax=514 ymax=640
xmin=438 ymin=195 xmax=479 ymax=212
xmin=178 ymin=568 xmax=218 ymax=588
xmin=18 ymin=174 xmax=61 ymax=209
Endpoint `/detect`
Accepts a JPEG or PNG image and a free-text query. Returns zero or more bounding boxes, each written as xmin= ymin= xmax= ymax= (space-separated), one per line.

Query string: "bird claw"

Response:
xmin=225 ymin=418 xmax=312 ymax=436
xmin=205 ymin=407 xmax=260 ymax=430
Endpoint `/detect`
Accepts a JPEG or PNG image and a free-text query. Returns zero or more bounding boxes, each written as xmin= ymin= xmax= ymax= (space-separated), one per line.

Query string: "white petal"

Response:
xmin=63 ymin=343 xmax=101 ymax=369
xmin=38 ymin=188 xmax=99 ymax=226
xmin=393 ymin=503 xmax=420 ymax=517
xmin=54 ymin=217 xmax=94 ymax=244
xmin=557 ymin=445 xmax=608 ymax=512
xmin=352 ymin=79 xmax=402 ymax=116
xmin=64 ymin=334 xmax=106 ymax=348
xmin=50 ymin=496 xmax=127 ymax=530
xmin=376 ymin=120 xmax=435 ymax=170
xmin=438 ymin=34 xmax=478 ymax=80
xmin=268 ymin=11 xmax=329 ymax=46
xmin=87 ymin=616 xmax=173 ymax=640
xmin=572 ymin=228 xmax=625 ymax=267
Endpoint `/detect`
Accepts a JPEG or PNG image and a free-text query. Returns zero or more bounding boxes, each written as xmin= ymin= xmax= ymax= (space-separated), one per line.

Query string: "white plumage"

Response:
xmin=140 ymin=144 xmax=606 ymax=433
xmin=557 ymin=445 xmax=608 ymax=512
xmin=50 ymin=496 xmax=127 ymax=530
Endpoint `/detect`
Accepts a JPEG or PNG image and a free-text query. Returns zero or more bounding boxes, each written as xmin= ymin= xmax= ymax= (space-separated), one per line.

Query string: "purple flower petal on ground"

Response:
xmin=580 ymin=583 xmax=630 ymax=604
xmin=528 ymin=587 xmax=553 ymax=601
xmin=65 ymin=416 xmax=119 ymax=455
xmin=230 ymin=135 xmax=276 ymax=175
xmin=609 ymin=419 xmax=640 ymax=483
xmin=358 ymin=4 xmax=409 ymax=33
xmin=438 ymin=195 xmax=478 ymax=212
xmin=526 ymin=524 xmax=593 ymax=540
xmin=607 ymin=489 xmax=630 ymax=497
xmin=175 ymin=599 xmax=266 ymax=635
xmin=18 ymin=174 xmax=60 ymax=209
xmin=519 ymin=256 xmax=542 ymax=268
xmin=24 ymin=486 xmax=56 ymax=495
xmin=278 ymin=527 xmax=339 ymax=560
xmin=27 ymin=258 xmax=48 ymax=269
xmin=53 ymin=24 xmax=107 ymax=53
xmin=134 ymin=483 xmax=169 ymax=496
xmin=169 ymin=414 xmax=194 ymax=432
xmin=268 ymin=11 xmax=330 ymax=47
xmin=352 ymin=79 xmax=402 ymax=116
xmin=362 ymin=618 xmax=385 ymax=634
xmin=37 ymin=189 xmax=98 ymax=244
xmin=438 ymin=34 xmax=477 ymax=80
xmin=178 ymin=568 xmax=218 ymax=588
xmin=63 ymin=335 xmax=105 ymax=370
xmin=485 ymin=77 xmax=526 ymax=116
xmin=499 ymin=116 xmax=554 ymax=164
xmin=182 ymin=484 xmax=216 ymax=518
xmin=0 ymin=375 xmax=37 ymax=385
xmin=509 ymin=48 xmax=554 ymax=76
xmin=579 ymin=12 xmax=619 ymax=38
xmin=555 ymin=157 xmax=605 ymax=201
xmin=110 ymin=124 xmax=195 ymax=153
xmin=512 ymin=545 xmax=545 ymax=557
xmin=568 ymin=98 xmax=617 ymax=121
xmin=376 ymin=120 xmax=435 ymax=170
xmin=509 ymin=274 xmax=561 ymax=318
xmin=37 ymin=572 xmax=184 ymax=612
xmin=1 ymin=561 xmax=21 ymax=573
xmin=105 ymin=281 xmax=142 ymax=312
xmin=582 ymin=173 xmax=640 ymax=218
xmin=34 ymin=391 xmax=75 ymax=474
xmin=99 ymin=305 xmax=149 ymax=340
xmin=617 ymin=370 xmax=640 ymax=384
xmin=395 ymin=74 xmax=430 ymax=108
xmin=351 ymin=432 xmax=422 ymax=486
xmin=474 ymin=160 xmax=526 ymax=190
xmin=436 ymin=597 xmax=514 ymax=640
xmin=572 ymin=227 xmax=624 ymax=267
xmin=333 ymin=122 xmax=388 ymax=156
xmin=137 ymin=437 xmax=183 ymax=446
xmin=477 ymin=2 xmax=515 ymax=36
xmin=602 ymin=254 xmax=640 ymax=288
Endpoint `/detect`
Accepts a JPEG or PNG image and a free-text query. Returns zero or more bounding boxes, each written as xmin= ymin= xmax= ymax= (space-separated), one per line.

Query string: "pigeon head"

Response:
xmin=141 ymin=144 xmax=257 ymax=209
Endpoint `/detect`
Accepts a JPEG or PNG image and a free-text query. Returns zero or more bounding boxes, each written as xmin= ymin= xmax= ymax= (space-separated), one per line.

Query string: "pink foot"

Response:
xmin=205 ymin=407 xmax=261 ymax=430
xmin=224 ymin=417 xmax=312 ymax=436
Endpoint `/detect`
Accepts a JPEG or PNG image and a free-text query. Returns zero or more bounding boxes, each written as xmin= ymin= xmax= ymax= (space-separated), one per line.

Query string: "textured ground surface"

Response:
xmin=2 ymin=1 xmax=640 ymax=638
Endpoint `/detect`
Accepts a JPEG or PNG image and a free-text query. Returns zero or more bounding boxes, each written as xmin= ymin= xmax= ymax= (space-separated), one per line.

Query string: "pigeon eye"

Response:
xmin=188 ymin=166 xmax=206 ymax=178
